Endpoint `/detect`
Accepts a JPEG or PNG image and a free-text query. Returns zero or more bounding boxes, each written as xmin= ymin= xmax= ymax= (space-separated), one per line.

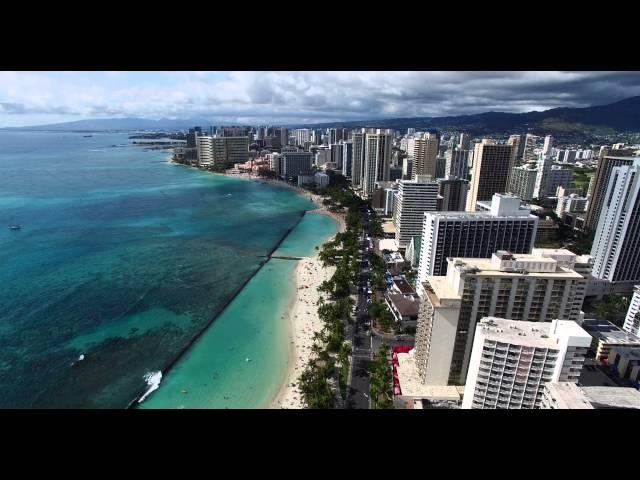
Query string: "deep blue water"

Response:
xmin=0 ymin=131 xmax=315 ymax=408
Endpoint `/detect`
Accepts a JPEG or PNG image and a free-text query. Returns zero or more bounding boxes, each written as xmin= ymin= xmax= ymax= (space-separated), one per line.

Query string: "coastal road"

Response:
xmin=345 ymin=206 xmax=373 ymax=409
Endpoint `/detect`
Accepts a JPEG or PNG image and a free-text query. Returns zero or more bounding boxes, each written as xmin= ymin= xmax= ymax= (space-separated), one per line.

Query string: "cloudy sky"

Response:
xmin=1 ymin=71 xmax=640 ymax=127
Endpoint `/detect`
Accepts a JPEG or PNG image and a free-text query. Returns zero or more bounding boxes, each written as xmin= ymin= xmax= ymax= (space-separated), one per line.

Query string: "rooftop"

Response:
xmin=387 ymin=294 xmax=420 ymax=317
xmin=581 ymin=319 xmax=640 ymax=346
xmin=396 ymin=352 xmax=465 ymax=399
xmin=478 ymin=317 xmax=591 ymax=348
xmin=545 ymin=382 xmax=594 ymax=409
xmin=392 ymin=278 xmax=415 ymax=295
xmin=378 ymin=238 xmax=399 ymax=252
xmin=382 ymin=220 xmax=396 ymax=234
xmin=448 ymin=256 xmax=583 ymax=279
xmin=582 ymin=386 xmax=640 ymax=409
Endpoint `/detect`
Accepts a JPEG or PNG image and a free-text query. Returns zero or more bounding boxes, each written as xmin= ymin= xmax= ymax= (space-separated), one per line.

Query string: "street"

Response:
xmin=345 ymin=205 xmax=373 ymax=409
xmin=344 ymin=205 xmax=416 ymax=408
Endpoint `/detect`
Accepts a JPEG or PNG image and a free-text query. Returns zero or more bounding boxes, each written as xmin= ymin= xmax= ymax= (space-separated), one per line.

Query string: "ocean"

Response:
xmin=0 ymin=131 xmax=337 ymax=408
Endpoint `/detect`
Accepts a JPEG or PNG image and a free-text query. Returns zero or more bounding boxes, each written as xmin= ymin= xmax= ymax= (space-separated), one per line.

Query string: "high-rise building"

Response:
xmin=417 ymin=194 xmax=538 ymax=281
xmin=280 ymin=128 xmax=289 ymax=147
xmin=402 ymin=158 xmax=413 ymax=180
xmin=462 ymin=317 xmax=591 ymax=409
xmin=509 ymin=164 xmax=538 ymax=201
xmin=466 ymin=141 xmax=515 ymax=211
xmin=315 ymin=147 xmax=331 ymax=167
xmin=591 ymin=159 xmax=640 ymax=291
xmin=522 ymin=134 xmax=538 ymax=163
xmin=267 ymin=153 xmax=282 ymax=175
xmin=445 ymin=148 xmax=471 ymax=180
xmin=220 ymin=126 xmax=248 ymax=137
xmin=362 ymin=130 xmax=393 ymax=197
xmin=435 ymin=156 xmax=446 ymax=179
xmin=187 ymin=128 xmax=198 ymax=148
xmin=507 ymin=134 xmax=524 ymax=165
xmin=542 ymin=135 xmax=554 ymax=158
xmin=342 ymin=140 xmax=353 ymax=177
xmin=437 ymin=177 xmax=468 ymax=212
xmin=195 ymin=135 xmax=214 ymax=168
xmin=330 ymin=143 xmax=344 ymax=169
xmin=584 ymin=155 xmax=637 ymax=231
xmin=458 ymin=133 xmax=471 ymax=150
xmin=393 ymin=176 xmax=439 ymax=248
xmin=384 ymin=187 xmax=398 ymax=216
xmin=623 ymin=285 xmax=640 ymax=336
xmin=414 ymin=250 xmax=588 ymax=385
xmin=281 ymin=152 xmax=314 ymax=178
xmin=408 ymin=133 xmax=439 ymax=180
xmin=532 ymin=154 xmax=551 ymax=199
xmin=294 ymin=129 xmax=311 ymax=146
xmin=310 ymin=129 xmax=323 ymax=145
xmin=221 ymin=137 xmax=250 ymax=166
xmin=407 ymin=128 xmax=416 ymax=136
xmin=389 ymin=165 xmax=403 ymax=181
xmin=563 ymin=150 xmax=577 ymax=163
xmin=542 ymin=166 xmax=573 ymax=197
xmin=351 ymin=129 xmax=366 ymax=187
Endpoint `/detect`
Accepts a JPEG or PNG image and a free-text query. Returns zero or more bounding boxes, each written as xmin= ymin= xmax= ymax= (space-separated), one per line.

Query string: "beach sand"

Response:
xmin=269 ymin=254 xmax=336 ymax=409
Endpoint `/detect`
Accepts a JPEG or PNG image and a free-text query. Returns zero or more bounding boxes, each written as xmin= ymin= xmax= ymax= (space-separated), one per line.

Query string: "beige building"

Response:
xmin=414 ymin=250 xmax=587 ymax=386
xmin=408 ymin=133 xmax=439 ymax=180
xmin=466 ymin=140 xmax=515 ymax=211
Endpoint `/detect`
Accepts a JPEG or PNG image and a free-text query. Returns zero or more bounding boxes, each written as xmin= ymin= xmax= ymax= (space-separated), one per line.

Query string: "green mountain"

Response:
xmin=293 ymin=96 xmax=640 ymax=139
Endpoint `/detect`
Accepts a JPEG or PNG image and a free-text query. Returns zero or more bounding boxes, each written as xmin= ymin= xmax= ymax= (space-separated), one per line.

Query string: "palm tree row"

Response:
xmin=298 ymin=179 xmax=365 ymax=408
xmin=369 ymin=345 xmax=393 ymax=409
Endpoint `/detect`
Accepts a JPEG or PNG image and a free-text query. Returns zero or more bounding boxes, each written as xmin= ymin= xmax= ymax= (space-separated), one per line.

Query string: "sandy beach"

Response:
xmin=270 ymin=206 xmax=346 ymax=408
xmin=270 ymin=254 xmax=336 ymax=409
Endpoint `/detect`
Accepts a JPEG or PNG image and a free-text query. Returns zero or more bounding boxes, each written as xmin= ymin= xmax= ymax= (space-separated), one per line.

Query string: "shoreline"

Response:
xmin=168 ymin=157 xmax=348 ymax=409
xmin=269 ymin=211 xmax=345 ymax=409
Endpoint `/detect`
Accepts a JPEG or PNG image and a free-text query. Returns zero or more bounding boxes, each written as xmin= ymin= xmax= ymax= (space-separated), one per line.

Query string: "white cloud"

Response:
xmin=0 ymin=71 xmax=639 ymax=127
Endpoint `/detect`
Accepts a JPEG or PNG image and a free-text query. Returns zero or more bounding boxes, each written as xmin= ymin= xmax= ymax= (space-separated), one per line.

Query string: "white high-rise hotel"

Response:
xmin=393 ymin=176 xmax=439 ymax=248
xmin=591 ymin=158 xmax=640 ymax=291
xmin=462 ymin=317 xmax=591 ymax=409
xmin=362 ymin=130 xmax=393 ymax=197
xmin=417 ymin=194 xmax=538 ymax=282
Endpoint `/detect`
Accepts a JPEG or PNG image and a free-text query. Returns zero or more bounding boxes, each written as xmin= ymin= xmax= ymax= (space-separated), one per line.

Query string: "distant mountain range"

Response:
xmin=294 ymin=96 xmax=640 ymax=138
xmin=4 ymin=96 xmax=640 ymax=141
xmin=2 ymin=117 xmax=215 ymax=132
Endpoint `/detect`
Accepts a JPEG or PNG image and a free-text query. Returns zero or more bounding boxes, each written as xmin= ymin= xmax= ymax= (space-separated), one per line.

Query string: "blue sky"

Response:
xmin=1 ymin=71 xmax=640 ymax=127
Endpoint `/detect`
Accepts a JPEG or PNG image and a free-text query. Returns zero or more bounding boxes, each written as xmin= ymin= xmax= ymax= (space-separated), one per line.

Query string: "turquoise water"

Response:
xmin=0 ymin=131 xmax=328 ymax=408
xmin=140 ymin=213 xmax=338 ymax=409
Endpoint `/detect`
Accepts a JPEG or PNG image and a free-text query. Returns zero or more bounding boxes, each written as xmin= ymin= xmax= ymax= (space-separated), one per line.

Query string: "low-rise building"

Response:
xmin=386 ymin=293 xmax=420 ymax=327
xmin=580 ymin=318 xmax=640 ymax=362
xmin=608 ymin=347 xmax=640 ymax=385
xmin=383 ymin=251 xmax=406 ymax=275
xmin=542 ymin=382 xmax=640 ymax=409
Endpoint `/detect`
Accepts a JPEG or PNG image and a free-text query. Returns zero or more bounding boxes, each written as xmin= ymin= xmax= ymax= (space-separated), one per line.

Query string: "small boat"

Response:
xmin=9 ymin=225 xmax=21 ymax=230
xmin=83 ymin=135 xmax=93 ymax=138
